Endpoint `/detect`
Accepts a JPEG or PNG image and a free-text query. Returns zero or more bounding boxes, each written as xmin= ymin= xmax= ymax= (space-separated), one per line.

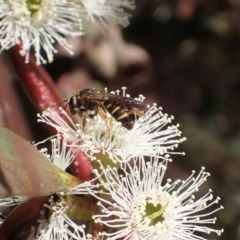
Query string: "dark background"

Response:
xmin=125 ymin=1 xmax=240 ymax=239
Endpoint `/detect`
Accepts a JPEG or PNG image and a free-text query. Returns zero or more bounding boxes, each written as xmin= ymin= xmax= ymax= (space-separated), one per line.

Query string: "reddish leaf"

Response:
xmin=0 ymin=197 xmax=47 ymax=240
xmin=0 ymin=127 xmax=81 ymax=197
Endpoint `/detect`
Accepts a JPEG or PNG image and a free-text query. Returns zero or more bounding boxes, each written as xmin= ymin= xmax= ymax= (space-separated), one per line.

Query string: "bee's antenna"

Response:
xmin=62 ymin=100 xmax=69 ymax=111
xmin=50 ymin=100 xmax=69 ymax=110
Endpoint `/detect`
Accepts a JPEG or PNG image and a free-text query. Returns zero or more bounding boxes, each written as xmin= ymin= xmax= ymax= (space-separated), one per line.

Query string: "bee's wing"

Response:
xmin=116 ymin=97 xmax=147 ymax=111
xmin=88 ymin=92 xmax=147 ymax=111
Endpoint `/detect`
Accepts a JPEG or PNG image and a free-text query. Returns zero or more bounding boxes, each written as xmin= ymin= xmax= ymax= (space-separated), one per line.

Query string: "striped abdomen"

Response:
xmin=104 ymin=101 xmax=136 ymax=130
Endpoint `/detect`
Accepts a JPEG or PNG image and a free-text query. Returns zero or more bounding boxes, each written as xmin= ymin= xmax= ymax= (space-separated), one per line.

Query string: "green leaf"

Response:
xmin=0 ymin=127 xmax=81 ymax=197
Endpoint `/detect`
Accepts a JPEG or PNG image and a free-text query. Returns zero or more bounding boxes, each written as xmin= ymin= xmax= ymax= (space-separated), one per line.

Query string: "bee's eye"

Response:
xmin=69 ymin=96 xmax=79 ymax=114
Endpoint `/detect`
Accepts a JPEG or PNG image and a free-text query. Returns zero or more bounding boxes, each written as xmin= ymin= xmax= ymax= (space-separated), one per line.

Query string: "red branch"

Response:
xmin=7 ymin=45 xmax=93 ymax=181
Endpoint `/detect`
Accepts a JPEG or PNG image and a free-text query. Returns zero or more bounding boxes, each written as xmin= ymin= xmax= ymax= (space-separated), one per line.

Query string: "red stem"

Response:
xmin=7 ymin=45 xmax=63 ymax=113
xmin=7 ymin=45 xmax=93 ymax=181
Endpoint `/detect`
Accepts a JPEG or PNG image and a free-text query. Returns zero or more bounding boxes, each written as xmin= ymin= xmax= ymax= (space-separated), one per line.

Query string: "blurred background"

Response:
xmin=2 ymin=0 xmax=240 ymax=239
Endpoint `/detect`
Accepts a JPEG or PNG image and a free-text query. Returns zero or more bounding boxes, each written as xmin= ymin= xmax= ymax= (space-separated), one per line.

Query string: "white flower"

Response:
xmin=92 ymin=159 xmax=224 ymax=240
xmin=0 ymin=196 xmax=27 ymax=207
xmin=36 ymin=135 xmax=96 ymax=194
xmin=0 ymin=196 xmax=27 ymax=225
xmin=0 ymin=0 xmax=83 ymax=64
xmin=37 ymin=136 xmax=78 ymax=171
xmin=38 ymin=88 xmax=186 ymax=164
xmin=35 ymin=195 xmax=92 ymax=240
xmin=77 ymin=0 xmax=135 ymax=27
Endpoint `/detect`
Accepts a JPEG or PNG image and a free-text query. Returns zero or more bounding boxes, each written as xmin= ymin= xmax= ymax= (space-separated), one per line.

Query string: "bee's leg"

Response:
xmin=81 ymin=110 xmax=97 ymax=130
xmin=95 ymin=104 xmax=110 ymax=130
xmin=76 ymin=108 xmax=84 ymax=117
xmin=75 ymin=109 xmax=87 ymax=129
xmin=82 ymin=114 xmax=87 ymax=130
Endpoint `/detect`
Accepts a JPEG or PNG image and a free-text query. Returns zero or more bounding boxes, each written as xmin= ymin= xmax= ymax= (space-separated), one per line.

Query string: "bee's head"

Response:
xmin=69 ymin=95 xmax=81 ymax=114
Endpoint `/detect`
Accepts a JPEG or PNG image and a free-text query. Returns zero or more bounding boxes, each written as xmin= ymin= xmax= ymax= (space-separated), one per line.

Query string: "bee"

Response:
xmin=68 ymin=88 xmax=147 ymax=130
